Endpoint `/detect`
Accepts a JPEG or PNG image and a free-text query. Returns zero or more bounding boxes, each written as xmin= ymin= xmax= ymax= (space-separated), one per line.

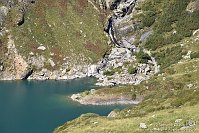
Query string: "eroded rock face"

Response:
xmin=5 ymin=34 xmax=32 ymax=79
xmin=14 ymin=54 xmax=29 ymax=79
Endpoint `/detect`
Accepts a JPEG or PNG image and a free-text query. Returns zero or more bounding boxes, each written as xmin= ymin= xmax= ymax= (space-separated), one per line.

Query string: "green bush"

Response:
xmin=142 ymin=11 xmax=156 ymax=27
xmin=104 ymin=70 xmax=115 ymax=76
xmin=145 ymin=33 xmax=165 ymax=50
xmin=131 ymin=93 xmax=137 ymax=100
xmin=153 ymin=46 xmax=185 ymax=69
xmin=128 ymin=66 xmax=137 ymax=74
xmin=136 ymin=51 xmax=151 ymax=63
xmin=190 ymin=52 xmax=199 ymax=59
xmin=164 ymin=68 xmax=176 ymax=75
xmin=104 ymin=67 xmax=123 ymax=76
xmin=143 ymin=0 xmax=199 ymax=50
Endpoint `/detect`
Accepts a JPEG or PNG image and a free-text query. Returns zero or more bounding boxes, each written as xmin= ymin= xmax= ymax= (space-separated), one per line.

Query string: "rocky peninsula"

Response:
xmin=70 ymin=87 xmax=143 ymax=105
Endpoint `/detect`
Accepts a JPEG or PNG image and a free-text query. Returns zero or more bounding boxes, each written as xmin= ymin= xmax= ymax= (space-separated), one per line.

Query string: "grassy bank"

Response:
xmin=55 ymin=57 xmax=199 ymax=132
xmin=54 ymin=103 xmax=199 ymax=133
xmin=7 ymin=0 xmax=109 ymax=69
xmin=54 ymin=0 xmax=199 ymax=132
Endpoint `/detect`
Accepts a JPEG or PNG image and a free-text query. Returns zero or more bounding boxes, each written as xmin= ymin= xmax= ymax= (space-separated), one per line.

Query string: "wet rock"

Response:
xmin=117 ymin=24 xmax=135 ymax=35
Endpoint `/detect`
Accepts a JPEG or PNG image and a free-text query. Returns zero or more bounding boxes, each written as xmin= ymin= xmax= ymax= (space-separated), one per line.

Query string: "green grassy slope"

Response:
xmin=55 ymin=57 xmax=199 ymax=132
xmin=54 ymin=0 xmax=199 ymax=132
xmin=8 ymin=0 xmax=109 ymax=69
xmin=55 ymin=104 xmax=199 ymax=133
xmin=137 ymin=0 xmax=199 ymax=70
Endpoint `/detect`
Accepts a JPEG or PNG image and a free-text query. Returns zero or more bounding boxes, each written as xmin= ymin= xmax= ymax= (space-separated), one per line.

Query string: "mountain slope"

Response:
xmin=54 ymin=0 xmax=199 ymax=132
xmin=0 ymin=0 xmax=109 ymax=79
xmin=11 ymin=0 xmax=109 ymax=66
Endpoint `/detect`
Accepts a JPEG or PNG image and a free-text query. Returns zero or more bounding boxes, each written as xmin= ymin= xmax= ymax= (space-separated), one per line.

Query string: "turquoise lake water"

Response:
xmin=0 ymin=78 xmax=127 ymax=133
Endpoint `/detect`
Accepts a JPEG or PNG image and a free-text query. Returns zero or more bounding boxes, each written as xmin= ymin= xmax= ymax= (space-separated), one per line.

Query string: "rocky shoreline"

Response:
xmin=0 ymin=0 xmax=159 ymax=88
xmin=71 ymin=91 xmax=143 ymax=105
xmin=68 ymin=0 xmax=160 ymax=105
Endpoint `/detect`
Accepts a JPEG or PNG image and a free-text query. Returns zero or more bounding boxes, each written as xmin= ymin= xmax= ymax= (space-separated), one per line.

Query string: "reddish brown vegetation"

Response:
xmin=28 ymin=41 xmax=40 ymax=53
xmin=77 ymin=0 xmax=88 ymax=9
xmin=99 ymin=13 xmax=106 ymax=24
xmin=74 ymin=0 xmax=88 ymax=13
xmin=58 ymin=0 xmax=68 ymax=17
xmin=84 ymin=41 xmax=104 ymax=55
xmin=59 ymin=0 xmax=67 ymax=9
xmin=51 ymin=47 xmax=64 ymax=64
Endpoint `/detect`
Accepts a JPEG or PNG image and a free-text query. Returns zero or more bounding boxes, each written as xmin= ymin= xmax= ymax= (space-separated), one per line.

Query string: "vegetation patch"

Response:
xmin=104 ymin=66 xmax=123 ymax=76
xmin=135 ymin=50 xmax=151 ymax=64
xmin=8 ymin=0 xmax=109 ymax=69
xmin=138 ymin=0 xmax=199 ymax=51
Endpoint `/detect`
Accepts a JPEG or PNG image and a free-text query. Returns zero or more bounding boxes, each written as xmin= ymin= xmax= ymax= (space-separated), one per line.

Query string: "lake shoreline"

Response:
xmin=0 ymin=79 xmax=127 ymax=133
xmin=70 ymin=92 xmax=143 ymax=105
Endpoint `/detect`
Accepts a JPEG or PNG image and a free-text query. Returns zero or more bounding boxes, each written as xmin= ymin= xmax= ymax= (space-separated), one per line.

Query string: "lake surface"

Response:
xmin=0 ymin=78 xmax=127 ymax=133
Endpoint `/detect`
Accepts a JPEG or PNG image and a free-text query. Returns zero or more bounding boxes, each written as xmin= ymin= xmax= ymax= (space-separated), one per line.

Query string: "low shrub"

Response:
xmin=128 ymin=66 xmax=137 ymax=74
xmin=190 ymin=52 xmax=199 ymax=59
xmin=136 ymin=50 xmax=151 ymax=64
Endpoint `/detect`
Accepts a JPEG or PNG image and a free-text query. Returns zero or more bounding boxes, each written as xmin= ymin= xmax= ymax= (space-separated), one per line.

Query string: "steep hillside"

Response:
xmin=55 ymin=0 xmax=199 ymax=132
xmin=11 ymin=0 xmax=108 ymax=65
xmin=0 ymin=0 xmax=198 ymax=132
xmin=0 ymin=0 xmax=109 ymax=79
